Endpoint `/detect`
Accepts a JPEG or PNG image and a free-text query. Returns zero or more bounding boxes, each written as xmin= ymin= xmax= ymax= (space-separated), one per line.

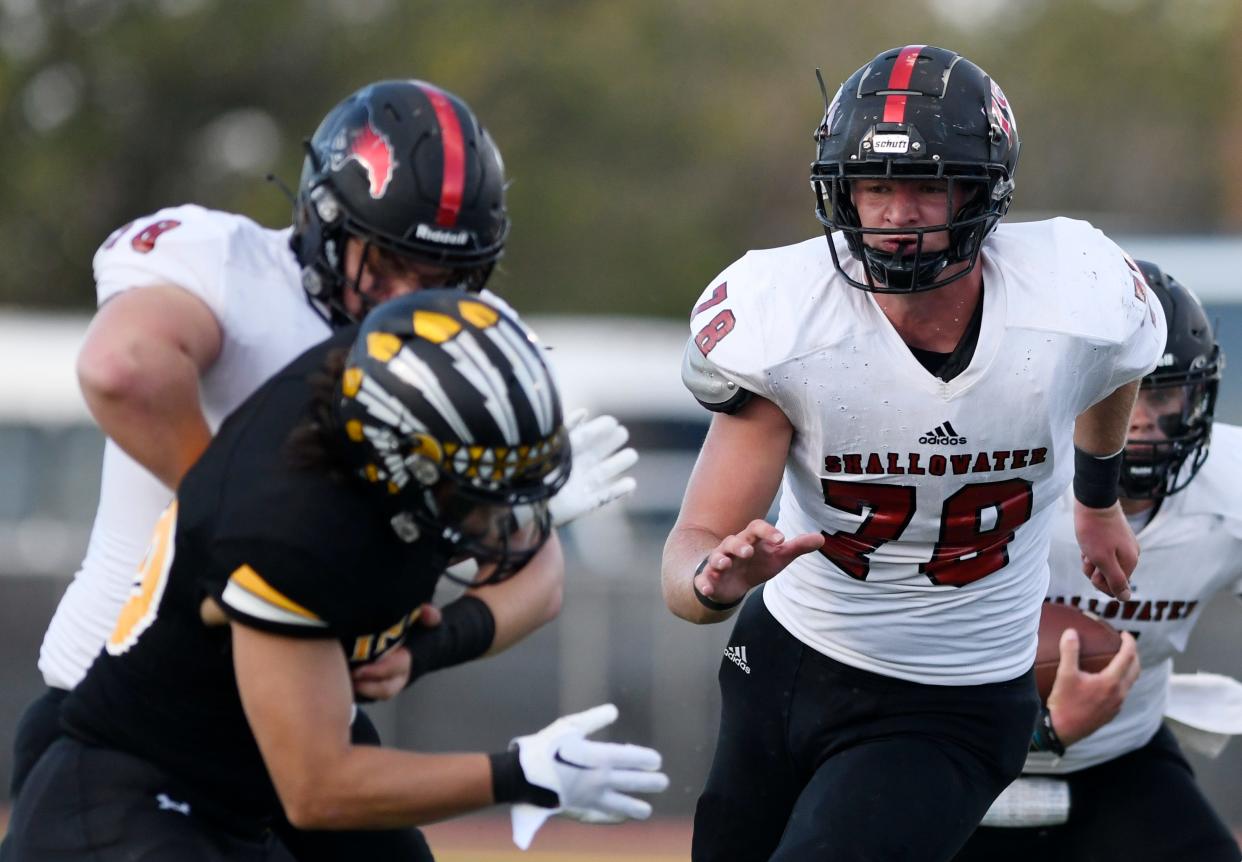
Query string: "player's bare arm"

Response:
xmin=1073 ymin=379 xmax=1142 ymax=601
xmin=77 ymin=284 xmax=222 ymax=490
xmin=1045 ymin=628 xmax=1141 ymax=746
xmin=235 ymin=619 xmax=667 ymax=836
xmin=662 ymin=395 xmax=823 ymax=624
xmin=234 ymin=622 xmax=495 ymax=829
xmin=469 ymin=531 xmax=564 ymax=655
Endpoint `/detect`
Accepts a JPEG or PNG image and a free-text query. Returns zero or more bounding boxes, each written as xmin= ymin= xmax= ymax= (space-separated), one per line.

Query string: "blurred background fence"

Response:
xmin=2 ymin=0 xmax=1242 ymax=846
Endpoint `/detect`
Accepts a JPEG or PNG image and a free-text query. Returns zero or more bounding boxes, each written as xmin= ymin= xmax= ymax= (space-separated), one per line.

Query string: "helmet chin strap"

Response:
xmin=346 ymin=238 xmax=378 ymax=318
xmin=863 ymin=244 xmax=952 ymax=291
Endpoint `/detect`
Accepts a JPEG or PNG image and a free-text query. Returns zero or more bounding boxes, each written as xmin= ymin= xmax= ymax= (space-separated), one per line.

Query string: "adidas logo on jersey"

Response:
xmin=919 ymin=421 xmax=967 ymax=446
xmin=723 ymin=645 xmax=751 ymax=674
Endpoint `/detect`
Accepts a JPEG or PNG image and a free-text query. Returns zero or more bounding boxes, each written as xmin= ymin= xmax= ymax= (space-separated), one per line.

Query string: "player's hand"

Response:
xmin=1046 ymin=628 xmax=1140 ymax=746
xmin=549 ymin=409 xmax=638 ymax=527
xmin=349 ymin=604 xmax=442 ymax=701
xmin=1073 ymin=501 xmax=1139 ymax=601
xmin=693 ymin=519 xmax=825 ymax=607
xmin=509 ymin=703 xmax=668 ymax=849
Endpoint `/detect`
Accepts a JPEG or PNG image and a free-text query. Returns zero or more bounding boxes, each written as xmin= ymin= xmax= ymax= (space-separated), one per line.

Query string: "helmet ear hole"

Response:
xmin=410 ymin=457 xmax=440 ymax=487
xmin=311 ymin=186 xmax=342 ymax=224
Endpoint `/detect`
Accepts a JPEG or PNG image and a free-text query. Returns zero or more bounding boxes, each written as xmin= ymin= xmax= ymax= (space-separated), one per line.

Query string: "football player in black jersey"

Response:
xmin=0 ymin=290 xmax=666 ymax=862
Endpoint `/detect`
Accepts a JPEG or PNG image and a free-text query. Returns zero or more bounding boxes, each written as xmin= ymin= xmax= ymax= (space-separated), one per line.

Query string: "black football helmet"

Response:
xmin=291 ymin=80 xmax=510 ymax=326
xmin=336 ymin=289 xmax=570 ymax=584
xmin=1119 ymin=261 xmax=1223 ymax=500
xmin=810 ymin=46 xmax=1019 ymax=292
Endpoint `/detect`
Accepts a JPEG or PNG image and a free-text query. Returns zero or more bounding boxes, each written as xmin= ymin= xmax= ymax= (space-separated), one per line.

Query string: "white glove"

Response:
xmin=549 ymin=410 xmax=638 ymax=527
xmin=509 ymin=703 xmax=668 ymax=850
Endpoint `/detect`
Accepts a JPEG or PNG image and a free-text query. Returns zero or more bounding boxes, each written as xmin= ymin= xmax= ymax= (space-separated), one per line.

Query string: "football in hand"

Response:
xmin=1034 ymin=602 xmax=1123 ymax=701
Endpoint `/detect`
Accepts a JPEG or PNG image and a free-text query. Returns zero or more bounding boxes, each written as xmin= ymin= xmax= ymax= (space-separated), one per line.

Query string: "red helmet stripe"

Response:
xmin=882 ymin=44 xmax=925 ymax=124
xmin=418 ymin=83 xmax=466 ymax=227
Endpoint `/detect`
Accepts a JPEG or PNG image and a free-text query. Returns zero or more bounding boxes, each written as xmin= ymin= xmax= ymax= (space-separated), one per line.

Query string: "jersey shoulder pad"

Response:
xmin=217 ymin=558 xmax=332 ymax=636
xmin=683 ymin=239 xmax=831 ymax=411
xmin=93 ymin=204 xmax=284 ymax=314
xmin=993 ymin=218 xmax=1159 ymax=345
xmin=681 ymin=336 xmax=753 ymax=413
xmin=209 ymin=516 xmax=393 ymax=640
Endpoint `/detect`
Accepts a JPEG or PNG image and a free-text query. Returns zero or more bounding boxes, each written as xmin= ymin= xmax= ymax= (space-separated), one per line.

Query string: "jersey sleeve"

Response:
xmin=1078 ymin=235 xmax=1167 ymax=408
xmin=207 ymin=538 xmax=348 ymax=639
xmin=682 ymin=254 xmax=772 ymax=413
xmin=93 ymin=204 xmax=241 ymax=319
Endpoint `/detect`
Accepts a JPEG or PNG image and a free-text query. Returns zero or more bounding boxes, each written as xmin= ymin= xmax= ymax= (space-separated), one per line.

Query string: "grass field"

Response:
xmin=424 ymin=815 xmax=689 ymax=860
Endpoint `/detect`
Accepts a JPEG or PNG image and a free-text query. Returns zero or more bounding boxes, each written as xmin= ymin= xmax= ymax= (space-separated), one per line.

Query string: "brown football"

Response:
xmin=1035 ymin=602 xmax=1123 ymax=701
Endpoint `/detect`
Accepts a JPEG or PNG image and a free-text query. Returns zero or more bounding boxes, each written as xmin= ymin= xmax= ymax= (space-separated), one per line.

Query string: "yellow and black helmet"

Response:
xmin=336 ymin=288 xmax=570 ymax=582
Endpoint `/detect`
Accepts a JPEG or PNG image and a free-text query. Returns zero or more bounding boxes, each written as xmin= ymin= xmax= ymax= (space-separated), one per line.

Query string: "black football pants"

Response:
xmin=1 ymin=736 xmax=296 ymax=862
xmin=954 ymin=725 xmax=1241 ymax=862
xmin=7 ymin=688 xmax=433 ymax=861
xmin=692 ymin=588 xmax=1040 ymax=862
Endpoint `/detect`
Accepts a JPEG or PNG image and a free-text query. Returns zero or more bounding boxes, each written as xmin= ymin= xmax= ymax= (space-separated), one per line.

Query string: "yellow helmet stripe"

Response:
xmin=367 ymin=332 xmax=403 ymax=362
xmin=458 ymin=299 xmax=500 ymax=329
xmin=413 ymin=311 xmax=463 ymax=344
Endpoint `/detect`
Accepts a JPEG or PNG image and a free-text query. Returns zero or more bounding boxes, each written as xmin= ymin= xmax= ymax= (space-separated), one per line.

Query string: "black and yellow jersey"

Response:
xmin=61 ymin=327 xmax=440 ymax=827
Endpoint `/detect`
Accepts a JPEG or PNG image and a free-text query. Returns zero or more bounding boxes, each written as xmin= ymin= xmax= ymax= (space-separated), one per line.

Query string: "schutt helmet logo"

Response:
xmin=345 ymin=122 xmax=395 ymax=199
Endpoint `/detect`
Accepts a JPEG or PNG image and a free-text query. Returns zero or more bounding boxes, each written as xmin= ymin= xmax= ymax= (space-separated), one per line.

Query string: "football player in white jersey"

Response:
xmin=11 ymin=81 xmax=636 ymax=861
xmin=661 ymin=46 xmax=1167 ymax=861
xmin=957 ymin=262 xmax=1241 ymax=861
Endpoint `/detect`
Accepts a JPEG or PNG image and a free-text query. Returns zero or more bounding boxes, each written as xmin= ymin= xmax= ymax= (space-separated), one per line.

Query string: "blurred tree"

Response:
xmin=0 ymin=0 xmax=1237 ymax=316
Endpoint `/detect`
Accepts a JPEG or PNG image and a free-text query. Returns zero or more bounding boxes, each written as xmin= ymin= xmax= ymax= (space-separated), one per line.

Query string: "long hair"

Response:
xmin=285 ymin=346 xmax=351 ymax=481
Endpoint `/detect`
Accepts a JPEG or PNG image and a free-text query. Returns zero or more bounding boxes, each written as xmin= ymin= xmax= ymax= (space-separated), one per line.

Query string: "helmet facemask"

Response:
xmin=812 ymin=164 xmax=1006 ymax=292
xmin=424 ymin=488 xmax=556 ymax=586
xmin=1119 ymin=370 xmax=1219 ymax=500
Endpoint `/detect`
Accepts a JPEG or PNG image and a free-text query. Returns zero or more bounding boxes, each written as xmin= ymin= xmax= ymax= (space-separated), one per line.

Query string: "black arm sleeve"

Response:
xmin=403 ymin=594 xmax=497 ymax=688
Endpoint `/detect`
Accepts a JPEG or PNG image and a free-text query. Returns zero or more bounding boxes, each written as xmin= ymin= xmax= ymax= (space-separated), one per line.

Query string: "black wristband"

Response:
xmin=1073 ymin=446 xmax=1123 ymax=509
xmin=402 ymin=595 xmax=496 ymax=690
xmin=1028 ymin=706 xmax=1067 ymax=756
xmin=692 ymin=556 xmax=744 ymax=612
xmin=488 ymin=749 xmax=559 ymax=807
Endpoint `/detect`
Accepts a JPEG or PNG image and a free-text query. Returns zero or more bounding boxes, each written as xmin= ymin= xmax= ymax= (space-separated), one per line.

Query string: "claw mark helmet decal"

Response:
xmin=291 ymin=80 xmax=511 ymax=326
xmin=336 ymin=289 xmax=569 ymax=582
xmin=810 ymin=46 xmax=1019 ymax=293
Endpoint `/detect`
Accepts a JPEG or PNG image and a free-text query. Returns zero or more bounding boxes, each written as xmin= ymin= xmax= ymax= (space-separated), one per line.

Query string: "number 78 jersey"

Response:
xmin=685 ymin=219 xmax=1165 ymax=685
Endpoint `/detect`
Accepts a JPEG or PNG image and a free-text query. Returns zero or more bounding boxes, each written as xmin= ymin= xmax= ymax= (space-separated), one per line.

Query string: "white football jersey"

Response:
xmin=686 ymin=218 xmax=1165 ymax=685
xmin=1025 ymin=422 xmax=1242 ymax=773
xmin=38 ymin=205 xmax=331 ymax=690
